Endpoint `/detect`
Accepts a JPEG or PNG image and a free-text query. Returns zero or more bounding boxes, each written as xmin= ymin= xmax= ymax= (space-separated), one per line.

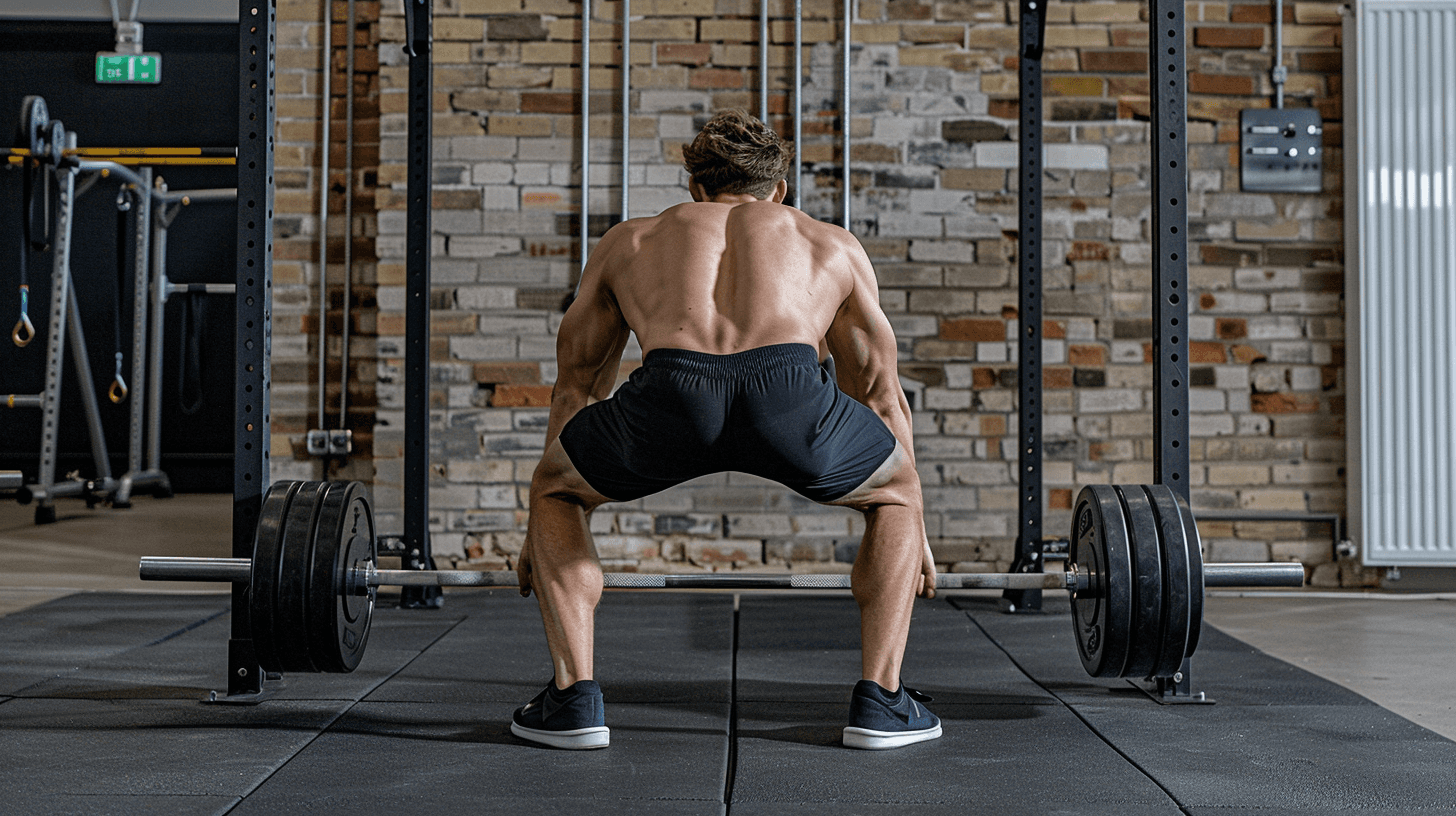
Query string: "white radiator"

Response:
xmin=1345 ymin=0 xmax=1456 ymax=566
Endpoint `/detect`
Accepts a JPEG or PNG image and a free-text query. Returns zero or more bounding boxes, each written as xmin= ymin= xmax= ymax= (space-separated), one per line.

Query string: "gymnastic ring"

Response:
xmin=11 ymin=313 xmax=34 ymax=348
xmin=109 ymin=377 xmax=128 ymax=404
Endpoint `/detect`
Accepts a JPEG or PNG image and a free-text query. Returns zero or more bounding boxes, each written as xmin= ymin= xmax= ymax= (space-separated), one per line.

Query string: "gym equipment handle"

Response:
xmin=138 ymin=556 xmax=1305 ymax=592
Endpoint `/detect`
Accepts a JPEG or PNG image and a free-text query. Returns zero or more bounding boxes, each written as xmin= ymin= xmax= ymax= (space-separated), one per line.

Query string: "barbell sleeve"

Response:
xmin=141 ymin=556 xmax=252 ymax=583
xmin=1203 ymin=561 xmax=1306 ymax=588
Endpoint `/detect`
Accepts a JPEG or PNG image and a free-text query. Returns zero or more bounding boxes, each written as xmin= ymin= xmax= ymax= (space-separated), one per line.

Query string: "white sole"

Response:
xmin=842 ymin=724 xmax=943 ymax=750
xmin=511 ymin=721 xmax=611 ymax=750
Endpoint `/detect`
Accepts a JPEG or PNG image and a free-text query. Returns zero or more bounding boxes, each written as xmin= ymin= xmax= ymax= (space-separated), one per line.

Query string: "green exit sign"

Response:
xmin=95 ymin=53 xmax=162 ymax=84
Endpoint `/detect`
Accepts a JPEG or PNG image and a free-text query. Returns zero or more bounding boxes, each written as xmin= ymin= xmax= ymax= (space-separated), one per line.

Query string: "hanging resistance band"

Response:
xmin=12 ymin=156 xmax=50 ymax=347
xmin=110 ymin=191 xmax=131 ymax=403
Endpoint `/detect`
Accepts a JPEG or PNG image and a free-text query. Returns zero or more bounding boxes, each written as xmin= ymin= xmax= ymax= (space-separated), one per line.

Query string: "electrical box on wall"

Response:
xmin=1240 ymin=108 xmax=1324 ymax=193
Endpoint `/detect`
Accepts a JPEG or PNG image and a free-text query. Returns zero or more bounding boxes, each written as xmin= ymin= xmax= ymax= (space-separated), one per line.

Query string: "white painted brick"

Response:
xmin=1110 ymin=341 xmax=1144 ymax=363
xmin=1078 ymin=389 xmax=1142 ymax=413
xmin=978 ymin=342 xmax=1009 ymax=362
xmin=1189 ymin=388 xmax=1226 ymax=412
xmin=878 ymin=214 xmax=944 ymax=237
xmin=472 ymin=162 xmax=513 ymax=185
xmin=889 ymin=314 xmax=939 ymax=336
xmin=1244 ymin=315 xmax=1303 ymax=339
xmin=481 ymin=186 xmax=519 ymax=210
xmin=1046 ymin=144 xmax=1109 ymax=170
xmin=449 ymin=236 xmax=522 ymax=258
xmin=637 ymin=90 xmax=711 ymax=113
xmin=973 ymin=142 xmax=1018 ymax=168
xmin=451 ymin=136 xmax=517 ymax=160
xmin=1199 ymin=292 xmax=1267 ymax=313
xmin=924 ymin=388 xmax=973 ymax=410
xmin=455 ymin=286 xmax=518 ymax=310
xmin=1189 ymin=413 xmax=1236 ymax=436
xmin=909 ymin=239 xmax=973 ymax=263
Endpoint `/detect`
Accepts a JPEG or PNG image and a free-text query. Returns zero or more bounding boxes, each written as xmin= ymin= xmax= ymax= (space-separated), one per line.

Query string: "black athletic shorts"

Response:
xmin=558 ymin=344 xmax=897 ymax=503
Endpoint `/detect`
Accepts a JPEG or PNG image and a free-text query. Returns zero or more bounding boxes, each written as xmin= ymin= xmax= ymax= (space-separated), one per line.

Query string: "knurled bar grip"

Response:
xmin=138 ymin=557 xmax=1305 ymax=591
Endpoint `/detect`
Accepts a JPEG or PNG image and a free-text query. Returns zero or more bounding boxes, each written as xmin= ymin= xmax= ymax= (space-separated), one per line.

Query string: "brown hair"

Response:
xmin=681 ymin=109 xmax=794 ymax=199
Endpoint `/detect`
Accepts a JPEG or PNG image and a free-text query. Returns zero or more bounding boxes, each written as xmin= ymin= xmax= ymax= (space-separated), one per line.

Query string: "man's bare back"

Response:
xmin=597 ymin=199 xmax=857 ymax=356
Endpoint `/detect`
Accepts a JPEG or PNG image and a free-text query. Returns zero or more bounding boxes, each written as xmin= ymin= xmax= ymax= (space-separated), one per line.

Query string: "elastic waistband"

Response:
xmin=641 ymin=344 xmax=820 ymax=377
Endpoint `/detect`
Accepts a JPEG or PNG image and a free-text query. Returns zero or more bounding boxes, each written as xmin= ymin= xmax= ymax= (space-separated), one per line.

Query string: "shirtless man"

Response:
xmin=512 ymin=110 xmax=940 ymax=751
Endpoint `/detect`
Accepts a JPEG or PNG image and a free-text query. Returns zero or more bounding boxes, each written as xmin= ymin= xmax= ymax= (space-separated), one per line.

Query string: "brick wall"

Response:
xmin=351 ymin=0 xmax=1356 ymax=584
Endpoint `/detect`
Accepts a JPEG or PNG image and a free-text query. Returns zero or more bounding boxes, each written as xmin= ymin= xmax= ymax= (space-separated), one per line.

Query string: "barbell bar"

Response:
xmin=139 ymin=555 xmax=1301 ymax=593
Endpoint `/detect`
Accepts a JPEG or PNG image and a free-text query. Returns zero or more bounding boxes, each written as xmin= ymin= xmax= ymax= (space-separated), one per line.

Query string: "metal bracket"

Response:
xmin=1022 ymin=0 xmax=1049 ymax=60
xmin=306 ymin=429 xmax=354 ymax=456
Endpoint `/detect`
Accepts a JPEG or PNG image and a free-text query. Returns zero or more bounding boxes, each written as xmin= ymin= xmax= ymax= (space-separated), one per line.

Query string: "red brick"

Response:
xmin=492 ymin=384 xmax=554 ymax=407
xmin=1194 ymin=26 xmax=1266 ymax=48
xmin=658 ymin=43 xmax=711 ymax=65
xmin=980 ymin=416 xmax=1007 ymax=436
xmin=473 ymin=362 xmax=542 ymax=385
xmin=1048 ymin=488 xmax=1073 ymax=510
xmin=1044 ymin=367 xmax=1074 ymax=389
xmin=1251 ymin=392 xmax=1320 ymax=413
xmin=520 ymin=92 xmax=578 ymax=114
xmin=1068 ymin=344 xmax=1107 ymax=366
xmin=1066 ymin=241 xmax=1111 ymax=262
xmin=885 ymin=0 xmax=932 ymax=20
xmin=1189 ymin=73 xmax=1257 ymax=95
xmin=1230 ymin=344 xmax=1267 ymax=364
xmin=940 ymin=318 xmax=1006 ymax=342
xmin=972 ymin=367 xmax=998 ymax=389
xmin=1043 ymin=320 xmax=1066 ymax=339
xmin=689 ymin=68 xmax=745 ymax=89
xmin=1081 ymin=50 xmax=1147 ymax=73
xmin=1190 ymin=341 xmax=1228 ymax=363
xmin=1215 ymin=318 xmax=1248 ymax=340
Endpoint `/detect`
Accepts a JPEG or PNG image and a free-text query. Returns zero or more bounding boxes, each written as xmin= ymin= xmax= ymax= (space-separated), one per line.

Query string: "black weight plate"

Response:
xmin=249 ymin=481 xmax=305 ymax=673
xmin=1143 ymin=485 xmax=1192 ymax=679
xmin=18 ymin=96 xmax=47 ymax=152
xmin=306 ymin=481 xmax=375 ymax=673
xmin=1116 ymin=485 xmax=1165 ymax=679
xmin=1069 ymin=485 xmax=1133 ymax=678
xmin=273 ymin=481 xmax=331 ymax=673
xmin=1175 ymin=490 xmax=1204 ymax=660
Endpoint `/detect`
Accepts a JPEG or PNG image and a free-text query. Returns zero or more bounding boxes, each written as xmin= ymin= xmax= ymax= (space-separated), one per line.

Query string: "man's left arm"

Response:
xmin=544 ymin=227 xmax=632 ymax=448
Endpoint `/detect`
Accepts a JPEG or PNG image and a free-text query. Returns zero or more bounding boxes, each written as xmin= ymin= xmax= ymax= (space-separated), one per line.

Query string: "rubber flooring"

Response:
xmin=0 ymin=590 xmax=1453 ymax=815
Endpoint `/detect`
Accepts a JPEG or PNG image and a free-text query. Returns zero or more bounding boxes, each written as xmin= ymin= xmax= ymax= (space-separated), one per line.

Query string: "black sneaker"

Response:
xmin=510 ymin=679 xmax=610 ymax=749
xmin=842 ymin=680 xmax=942 ymax=750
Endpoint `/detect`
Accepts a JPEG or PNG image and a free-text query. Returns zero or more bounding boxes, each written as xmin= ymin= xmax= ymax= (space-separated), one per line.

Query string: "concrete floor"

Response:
xmin=2 ymin=493 xmax=1453 ymax=742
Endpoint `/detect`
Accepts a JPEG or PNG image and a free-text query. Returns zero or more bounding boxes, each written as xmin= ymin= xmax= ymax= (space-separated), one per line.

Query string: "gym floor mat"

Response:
xmin=0 ymin=590 xmax=1451 ymax=815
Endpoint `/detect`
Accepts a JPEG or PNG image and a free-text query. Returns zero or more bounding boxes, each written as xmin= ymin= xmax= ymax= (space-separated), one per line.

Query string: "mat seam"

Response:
xmin=217 ymin=613 xmax=469 ymax=814
xmin=723 ymin=595 xmax=740 ymax=814
xmin=960 ymin=604 xmax=1194 ymax=816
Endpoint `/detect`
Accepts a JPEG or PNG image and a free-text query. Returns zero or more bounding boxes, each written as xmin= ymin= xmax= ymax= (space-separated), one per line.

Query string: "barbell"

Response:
xmin=138 ymin=480 xmax=1304 ymax=679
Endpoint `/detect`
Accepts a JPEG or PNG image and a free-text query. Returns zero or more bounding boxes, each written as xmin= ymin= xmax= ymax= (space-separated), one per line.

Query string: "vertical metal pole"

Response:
xmin=66 ymin=275 xmax=113 ymax=486
xmin=620 ymin=0 xmax=630 ymax=222
xmin=759 ymin=0 xmax=768 ymax=122
xmin=840 ymin=0 xmax=851 ymax=228
xmin=1003 ymin=0 xmax=1047 ymax=614
xmin=147 ymin=207 xmax=167 ymax=472
xmin=580 ymin=0 xmax=590 ymax=274
xmin=231 ymin=0 xmax=276 ymax=697
xmin=35 ymin=162 xmax=77 ymax=516
xmin=402 ymin=0 xmax=441 ymax=608
xmin=340 ymin=0 xmax=356 ymax=431
xmin=125 ymin=168 xmax=151 ymax=482
xmin=792 ymin=0 xmax=802 ymax=208
xmin=1151 ymin=0 xmax=1193 ymax=699
xmin=316 ymin=0 xmax=331 ymax=433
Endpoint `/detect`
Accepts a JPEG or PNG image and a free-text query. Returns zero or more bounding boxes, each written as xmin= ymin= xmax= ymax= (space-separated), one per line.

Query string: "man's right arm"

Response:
xmin=823 ymin=239 xmax=914 ymax=464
